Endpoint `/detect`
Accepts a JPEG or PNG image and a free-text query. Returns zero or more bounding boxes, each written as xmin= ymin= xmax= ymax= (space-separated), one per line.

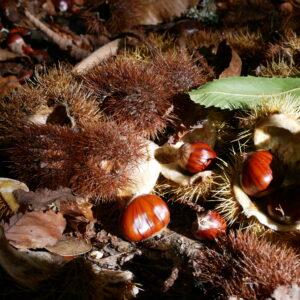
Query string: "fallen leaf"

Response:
xmin=219 ymin=45 xmax=242 ymax=78
xmin=0 ymin=226 xmax=65 ymax=288
xmin=46 ymin=236 xmax=92 ymax=256
xmin=4 ymin=210 xmax=66 ymax=249
xmin=14 ymin=187 xmax=80 ymax=210
xmin=0 ymin=48 xmax=22 ymax=61
xmin=59 ymin=197 xmax=94 ymax=220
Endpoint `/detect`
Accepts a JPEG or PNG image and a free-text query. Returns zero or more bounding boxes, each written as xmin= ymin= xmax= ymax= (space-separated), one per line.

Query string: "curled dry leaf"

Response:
xmin=13 ymin=187 xmax=93 ymax=220
xmin=219 ymin=45 xmax=242 ymax=78
xmin=4 ymin=210 xmax=66 ymax=249
xmin=0 ymin=226 xmax=65 ymax=288
xmin=46 ymin=236 xmax=92 ymax=257
xmin=58 ymin=196 xmax=94 ymax=220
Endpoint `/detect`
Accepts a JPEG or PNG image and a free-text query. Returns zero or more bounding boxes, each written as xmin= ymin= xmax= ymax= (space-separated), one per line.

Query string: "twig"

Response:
xmin=144 ymin=228 xmax=203 ymax=260
xmin=162 ymin=266 xmax=180 ymax=292
xmin=24 ymin=9 xmax=90 ymax=60
xmin=72 ymin=38 xmax=121 ymax=76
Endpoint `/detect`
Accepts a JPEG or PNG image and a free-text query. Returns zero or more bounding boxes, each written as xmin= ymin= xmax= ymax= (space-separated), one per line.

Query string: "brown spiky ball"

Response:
xmin=106 ymin=0 xmax=145 ymax=33
xmin=191 ymin=230 xmax=300 ymax=299
xmin=154 ymin=50 xmax=213 ymax=94
xmin=84 ymin=48 xmax=212 ymax=139
xmin=1 ymin=65 xmax=101 ymax=146
xmin=34 ymin=64 xmax=102 ymax=128
xmin=0 ymin=84 xmax=48 ymax=145
xmin=84 ymin=56 xmax=175 ymax=138
xmin=8 ymin=122 xmax=145 ymax=200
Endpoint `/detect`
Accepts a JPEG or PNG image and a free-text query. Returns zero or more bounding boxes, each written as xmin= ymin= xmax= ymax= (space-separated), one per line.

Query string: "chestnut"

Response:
xmin=192 ymin=211 xmax=227 ymax=240
xmin=52 ymin=0 xmax=72 ymax=12
xmin=6 ymin=33 xmax=26 ymax=54
xmin=177 ymin=142 xmax=217 ymax=174
xmin=120 ymin=194 xmax=170 ymax=242
xmin=240 ymin=150 xmax=284 ymax=197
xmin=267 ymin=184 xmax=300 ymax=225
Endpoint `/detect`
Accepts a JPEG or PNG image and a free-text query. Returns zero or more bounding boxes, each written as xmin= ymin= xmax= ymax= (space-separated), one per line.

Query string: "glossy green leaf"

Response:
xmin=188 ymin=76 xmax=300 ymax=110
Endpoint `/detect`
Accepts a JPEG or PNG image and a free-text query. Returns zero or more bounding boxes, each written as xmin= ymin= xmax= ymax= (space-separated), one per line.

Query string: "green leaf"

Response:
xmin=188 ymin=76 xmax=300 ymax=110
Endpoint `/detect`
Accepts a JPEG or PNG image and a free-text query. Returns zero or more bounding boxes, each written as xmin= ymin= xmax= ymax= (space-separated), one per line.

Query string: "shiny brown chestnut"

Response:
xmin=6 ymin=33 xmax=26 ymax=54
xmin=52 ymin=0 xmax=72 ymax=12
xmin=267 ymin=184 xmax=300 ymax=225
xmin=240 ymin=150 xmax=284 ymax=197
xmin=177 ymin=142 xmax=217 ymax=174
xmin=192 ymin=211 xmax=227 ymax=240
xmin=120 ymin=194 xmax=170 ymax=242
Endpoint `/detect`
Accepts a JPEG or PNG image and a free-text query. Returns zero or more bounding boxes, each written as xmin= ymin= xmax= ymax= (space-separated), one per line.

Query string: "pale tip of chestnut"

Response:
xmin=191 ymin=211 xmax=227 ymax=240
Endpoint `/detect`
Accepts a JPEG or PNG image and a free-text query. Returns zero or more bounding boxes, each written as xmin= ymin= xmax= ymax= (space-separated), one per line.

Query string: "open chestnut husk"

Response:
xmin=240 ymin=150 xmax=285 ymax=197
xmin=267 ymin=184 xmax=300 ymax=225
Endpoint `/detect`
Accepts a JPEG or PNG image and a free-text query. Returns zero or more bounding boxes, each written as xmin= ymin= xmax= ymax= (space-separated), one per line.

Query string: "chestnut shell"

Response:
xmin=120 ymin=194 xmax=170 ymax=242
xmin=192 ymin=211 xmax=227 ymax=240
xmin=178 ymin=142 xmax=216 ymax=174
xmin=240 ymin=150 xmax=284 ymax=197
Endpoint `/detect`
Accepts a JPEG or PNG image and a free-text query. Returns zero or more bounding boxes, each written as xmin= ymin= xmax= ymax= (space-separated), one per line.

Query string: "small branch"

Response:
xmin=144 ymin=228 xmax=203 ymax=259
xmin=162 ymin=266 xmax=179 ymax=292
xmin=72 ymin=39 xmax=121 ymax=76
xmin=24 ymin=9 xmax=90 ymax=60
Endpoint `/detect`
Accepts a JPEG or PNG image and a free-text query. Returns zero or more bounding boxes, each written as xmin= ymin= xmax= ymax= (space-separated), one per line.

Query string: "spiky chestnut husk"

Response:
xmin=0 ymin=84 xmax=48 ymax=145
xmin=256 ymin=31 xmax=300 ymax=77
xmin=188 ymin=27 xmax=264 ymax=60
xmin=210 ymin=153 xmax=264 ymax=232
xmin=83 ymin=56 xmax=175 ymax=139
xmin=236 ymin=96 xmax=300 ymax=168
xmin=106 ymin=0 xmax=145 ymax=33
xmin=223 ymin=27 xmax=265 ymax=58
xmin=33 ymin=64 xmax=102 ymax=128
xmin=1 ymin=65 xmax=102 ymax=144
xmin=256 ymin=57 xmax=300 ymax=77
xmin=154 ymin=119 xmax=226 ymax=203
xmin=191 ymin=230 xmax=300 ymax=299
xmin=153 ymin=50 xmax=214 ymax=94
xmin=155 ymin=174 xmax=215 ymax=204
xmin=8 ymin=122 xmax=146 ymax=200
xmin=212 ymin=152 xmax=300 ymax=235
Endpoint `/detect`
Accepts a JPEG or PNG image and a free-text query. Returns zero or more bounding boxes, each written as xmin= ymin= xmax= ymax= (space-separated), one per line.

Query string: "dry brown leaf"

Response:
xmin=0 ymin=226 xmax=65 ymax=288
xmin=0 ymin=75 xmax=20 ymax=97
xmin=4 ymin=210 xmax=66 ymax=249
xmin=14 ymin=187 xmax=80 ymax=210
xmin=142 ymin=0 xmax=199 ymax=25
xmin=219 ymin=45 xmax=242 ymax=78
xmin=0 ymin=48 xmax=22 ymax=61
xmin=46 ymin=236 xmax=92 ymax=256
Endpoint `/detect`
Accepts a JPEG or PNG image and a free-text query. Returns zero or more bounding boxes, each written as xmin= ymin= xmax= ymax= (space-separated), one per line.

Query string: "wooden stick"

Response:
xmin=24 ymin=9 xmax=90 ymax=60
xmin=72 ymin=38 xmax=121 ymax=76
